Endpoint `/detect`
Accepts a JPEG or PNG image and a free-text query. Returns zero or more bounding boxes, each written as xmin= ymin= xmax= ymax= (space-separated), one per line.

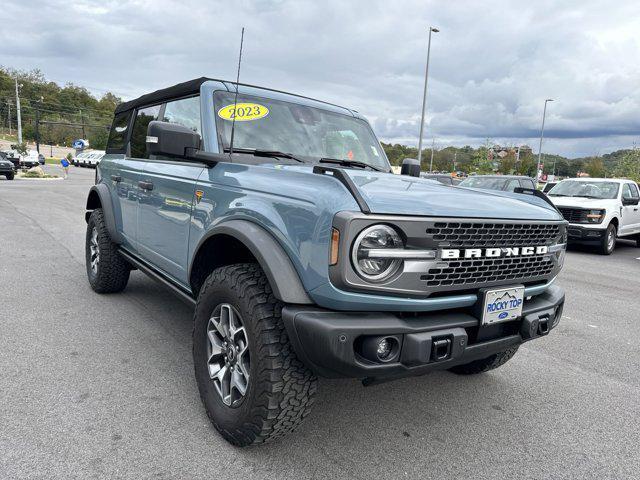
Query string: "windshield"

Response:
xmin=459 ymin=177 xmax=507 ymax=190
xmin=548 ymin=180 xmax=619 ymax=199
xmin=213 ymin=92 xmax=389 ymax=170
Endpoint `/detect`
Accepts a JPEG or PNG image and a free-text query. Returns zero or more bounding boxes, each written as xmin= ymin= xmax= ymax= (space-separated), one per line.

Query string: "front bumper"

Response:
xmin=567 ymin=225 xmax=605 ymax=243
xmin=282 ymin=284 xmax=564 ymax=381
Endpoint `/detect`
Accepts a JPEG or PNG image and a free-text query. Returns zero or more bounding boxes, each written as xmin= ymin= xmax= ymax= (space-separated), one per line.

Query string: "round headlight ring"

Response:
xmin=351 ymin=224 xmax=404 ymax=282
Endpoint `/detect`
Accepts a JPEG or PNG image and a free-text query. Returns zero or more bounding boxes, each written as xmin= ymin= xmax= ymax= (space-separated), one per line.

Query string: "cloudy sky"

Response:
xmin=2 ymin=0 xmax=639 ymax=157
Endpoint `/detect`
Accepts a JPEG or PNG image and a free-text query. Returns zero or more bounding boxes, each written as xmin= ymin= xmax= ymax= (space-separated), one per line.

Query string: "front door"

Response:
xmin=136 ymin=96 xmax=205 ymax=284
xmin=620 ymin=183 xmax=640 ymax=235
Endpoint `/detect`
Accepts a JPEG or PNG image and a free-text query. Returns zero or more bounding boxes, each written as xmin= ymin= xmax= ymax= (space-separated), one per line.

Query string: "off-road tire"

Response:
xmin=193 ymin=263 xmax=317 ymax=447
xmin=449 ymin=346 xmax=519 ymax=375
xmin=85 ymin=208 xmax=130 ymax=293
xmin=599 ymin=222 xmax=616 ymax=255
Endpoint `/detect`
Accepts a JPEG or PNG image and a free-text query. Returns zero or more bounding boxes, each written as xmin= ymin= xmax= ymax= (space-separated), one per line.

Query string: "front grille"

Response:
xmin=422 ymin=255 xmax=554 ymax=288
xmin=425 ymin=222 xmax=561 ymax=248
xmin=557 ymin=207 xmax=587 ymax=223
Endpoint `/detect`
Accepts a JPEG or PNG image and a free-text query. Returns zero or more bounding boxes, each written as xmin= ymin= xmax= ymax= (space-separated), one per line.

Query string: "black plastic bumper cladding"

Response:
xmin=282 ymin=284 xmax=564 ymax=380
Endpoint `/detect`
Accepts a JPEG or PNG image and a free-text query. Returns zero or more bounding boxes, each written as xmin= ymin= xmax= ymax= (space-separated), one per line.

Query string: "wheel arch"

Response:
xmin=85 ymin=183 xmax=123 ymax=244
xmin=189 ymin=220 xmax=313 ymax=305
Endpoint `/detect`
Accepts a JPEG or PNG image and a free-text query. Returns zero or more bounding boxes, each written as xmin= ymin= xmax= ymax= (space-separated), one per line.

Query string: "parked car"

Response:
xmin=420 ymin=173 xmax=461 ymax=186
xmin=459 ymin=175 xmax=536 ymax=192
xmin=0 ymin=151 xmax=19 ymax=171
xmin=85 ymin=151 xmax=105 ymax=168
xmin=0 ymin=156 xmax=15 ymax=180
xmin=542 ymin=181 xmax=557 ymax=193
xmin=548 ymin=178 xmax=640 ymax=254
xmin=85 ymin=77 xmax=567 ymax=446
xmin=20 ymin=151 xmax=40 ymax=169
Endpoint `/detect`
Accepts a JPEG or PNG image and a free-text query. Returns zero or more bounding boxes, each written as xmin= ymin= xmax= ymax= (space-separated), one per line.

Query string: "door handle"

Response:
xmin=111 ymin=175 xmax=122 ymax=183
xmin=138 ymin=181 xmax=154 ymax=191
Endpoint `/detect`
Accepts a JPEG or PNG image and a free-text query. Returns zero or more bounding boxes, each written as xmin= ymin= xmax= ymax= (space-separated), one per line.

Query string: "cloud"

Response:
xmin=1 ymin=0 xmax=639 ymax=157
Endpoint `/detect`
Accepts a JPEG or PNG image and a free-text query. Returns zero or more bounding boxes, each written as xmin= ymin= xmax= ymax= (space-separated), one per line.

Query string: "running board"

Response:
xmin=118 ymin=248 xmax=196 ymax=307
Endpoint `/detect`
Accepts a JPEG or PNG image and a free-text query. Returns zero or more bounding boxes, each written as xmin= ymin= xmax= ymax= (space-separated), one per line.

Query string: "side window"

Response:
xmin=628 ymin=183 xmax=639 ymax=199
xmin=520 ymin=179 xmax=535 ymax=189
xmin=162 ymin=96 xmax=201 ymax=134
xmin=505 ymin=179 xmax=520 ymax=192
xmin=106 ymin=111 xmax=132 ymax=153
xmin=622 ymin=184 xmax=634 ymax=200
xmin=130 ymin=105 xmax=161 ymax=159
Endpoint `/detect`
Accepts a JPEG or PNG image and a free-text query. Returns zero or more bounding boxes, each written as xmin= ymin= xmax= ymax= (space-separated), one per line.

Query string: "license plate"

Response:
xmin=482 ymin=286 xmax=525 ymax=325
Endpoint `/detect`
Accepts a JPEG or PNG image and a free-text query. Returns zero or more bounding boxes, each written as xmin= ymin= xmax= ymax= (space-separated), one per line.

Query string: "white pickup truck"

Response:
xmin=547 ymin=178 xmax=640 ymax=254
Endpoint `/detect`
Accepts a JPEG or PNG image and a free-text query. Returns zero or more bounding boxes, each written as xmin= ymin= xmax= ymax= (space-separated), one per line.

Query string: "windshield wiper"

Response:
xmin=548 ymin=193 xmax=567 ymax=197
xmin=224 ymin=147 xmax=304 ymax=163
xmin=319 ymin=157 xmax=385 ymax=172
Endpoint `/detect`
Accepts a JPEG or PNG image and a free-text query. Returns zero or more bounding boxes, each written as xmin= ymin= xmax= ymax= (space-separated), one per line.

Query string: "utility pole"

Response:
xmin=15 ymin=78 xmax=22 ymax=144
xmin=417 ymin=26 xmax=439 ymax=165
xmin=80 ymin=110 xmax=86 ymax=139
xmin=6 ymin=100 xmax=11 ymax=136
xmin=453 ymin=152 xmax=457 ymax=172
xmin=35 ymin=98 xmax=42 ymax=153
xmin=536 ymin=98 xmax=553 ymax=187
xmin=429 ymin=137 xmax=435 ymax=172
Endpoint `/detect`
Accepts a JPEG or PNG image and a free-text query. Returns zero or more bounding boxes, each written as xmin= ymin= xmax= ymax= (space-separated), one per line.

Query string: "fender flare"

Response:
xmin=191 ymin=220 xmax=313 ymax=305
xmin=85 ymin=183 xmax=124 ymax=244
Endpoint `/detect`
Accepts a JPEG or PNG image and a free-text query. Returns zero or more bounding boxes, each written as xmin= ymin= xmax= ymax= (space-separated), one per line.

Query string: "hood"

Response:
xmin=346 ymin=170 xmax=561 ymax=220
xmin=549 ymin=195 xmax=618 ymax=208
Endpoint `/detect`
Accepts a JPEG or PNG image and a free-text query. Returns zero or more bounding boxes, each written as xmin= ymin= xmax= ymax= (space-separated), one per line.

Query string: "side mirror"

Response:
xmin=146 ymin=121 xmax=201 ymax=158
xmin=622 ymin=196 xmax=639 ymax=206
xmin=401 ymin=158 xmax=421 ymax=177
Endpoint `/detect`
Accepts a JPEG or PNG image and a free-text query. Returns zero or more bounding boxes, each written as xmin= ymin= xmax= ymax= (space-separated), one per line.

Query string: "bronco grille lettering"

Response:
xmin=440 ymin=245 xmax=549 ymax=259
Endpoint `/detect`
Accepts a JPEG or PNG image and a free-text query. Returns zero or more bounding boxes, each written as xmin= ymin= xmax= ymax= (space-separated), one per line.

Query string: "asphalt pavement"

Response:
xmin=1 ymin=165 xmax=639 ymax=479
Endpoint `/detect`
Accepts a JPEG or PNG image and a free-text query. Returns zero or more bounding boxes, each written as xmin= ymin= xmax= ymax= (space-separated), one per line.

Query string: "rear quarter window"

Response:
xmin=106 ymin=111 xmax=133 ymax=153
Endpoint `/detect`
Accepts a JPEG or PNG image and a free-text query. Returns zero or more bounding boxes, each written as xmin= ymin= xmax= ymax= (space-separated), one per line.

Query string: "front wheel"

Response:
xmin=599 ymin=223 xmax=616 ymax=255
xmin=193 ymin=263 xmax=317 ymax=446
xmin=449 ymin=346 xmax=519 ymax=375
xmin=5 ymin=173 xmax=14 ymax=180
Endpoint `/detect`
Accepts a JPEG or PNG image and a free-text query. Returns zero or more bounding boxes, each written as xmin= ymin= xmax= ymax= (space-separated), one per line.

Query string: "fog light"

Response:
xmin=359 ymin=335 xmax=400 ymax=363
xmin=377 ymin=338 xmax=392 ymax=360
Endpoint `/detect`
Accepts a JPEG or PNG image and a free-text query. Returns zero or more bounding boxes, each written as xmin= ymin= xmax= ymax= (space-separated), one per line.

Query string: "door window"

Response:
xmin=628 ymin=183 xmax=639 ymax=199
xmin=130 ymin=105 xmax=161 ymax=159
xmin=622 ymin=184 xmax=633 ymax=201
xmin=505 ymin=179 xmax=520 ymax=192
xmin=107 ymin=111 xmax=132 ymax=153
xmin=162 ymin=96 xmax=201 ymax=134
xmin=520 ymin=179 xmax=535 ymax=189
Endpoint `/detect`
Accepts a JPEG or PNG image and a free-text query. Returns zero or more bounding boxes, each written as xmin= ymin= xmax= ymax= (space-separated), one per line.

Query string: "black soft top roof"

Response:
xmin=114 ymin=77 xmax=212 ymax=115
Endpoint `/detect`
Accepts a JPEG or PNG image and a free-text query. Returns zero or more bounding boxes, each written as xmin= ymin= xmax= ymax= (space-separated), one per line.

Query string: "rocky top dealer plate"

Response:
xmin=482 ymin=286 xmax=525 ymax=325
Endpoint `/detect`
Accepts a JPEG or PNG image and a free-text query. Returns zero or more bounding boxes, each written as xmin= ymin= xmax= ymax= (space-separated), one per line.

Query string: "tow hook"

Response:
xmin=537 ymin=316 xmax=550 ymax=336
xmin=431 ymin=337 xmax=452 ymax=362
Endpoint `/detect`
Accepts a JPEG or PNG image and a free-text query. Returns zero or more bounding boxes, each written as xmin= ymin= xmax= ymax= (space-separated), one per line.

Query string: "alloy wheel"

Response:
xmin=89 ymin=227 xmax=100 ymax=274
xmin=206 ymin=303 xmax=250 ymax=407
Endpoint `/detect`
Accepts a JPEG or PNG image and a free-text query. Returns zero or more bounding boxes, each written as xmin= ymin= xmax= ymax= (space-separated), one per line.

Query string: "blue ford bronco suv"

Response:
xmin=85 ymin=78 xmax=567 ymax=446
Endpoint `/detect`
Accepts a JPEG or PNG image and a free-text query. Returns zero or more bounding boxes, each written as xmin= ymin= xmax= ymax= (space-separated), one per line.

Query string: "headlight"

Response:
xmin=586 ymin=209 xmax=605 ymax=224
xmin=351 ymin=224 xmax=404 ymax=282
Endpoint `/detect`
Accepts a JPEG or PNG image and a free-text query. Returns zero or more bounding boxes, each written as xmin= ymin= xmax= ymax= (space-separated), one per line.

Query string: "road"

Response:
xmin=1 ymin=166 xmax=639 ymax=480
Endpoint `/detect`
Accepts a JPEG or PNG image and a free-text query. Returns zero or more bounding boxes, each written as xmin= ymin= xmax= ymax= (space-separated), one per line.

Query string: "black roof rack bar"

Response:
xmin=312 ymin=165 xmax=371 ymax=214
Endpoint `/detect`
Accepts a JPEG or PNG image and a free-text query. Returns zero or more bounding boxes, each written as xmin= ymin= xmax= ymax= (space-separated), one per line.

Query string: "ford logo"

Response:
xmin=498 ymin=312 xmax=509 ymax=319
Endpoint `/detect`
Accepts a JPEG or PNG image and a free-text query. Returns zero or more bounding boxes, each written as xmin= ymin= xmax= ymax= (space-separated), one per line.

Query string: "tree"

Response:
xmin=584 ymin=158 xmax=605 ymax=178
xmin=614 ymin=148 xmax=640 ymax=182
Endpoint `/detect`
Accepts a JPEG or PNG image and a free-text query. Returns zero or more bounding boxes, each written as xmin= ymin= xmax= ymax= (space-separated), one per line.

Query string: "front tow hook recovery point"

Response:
xmin=537 ymin=317 xmax=550 ymax=336
xmin=431 ymin=338 xmax=452 ymax=362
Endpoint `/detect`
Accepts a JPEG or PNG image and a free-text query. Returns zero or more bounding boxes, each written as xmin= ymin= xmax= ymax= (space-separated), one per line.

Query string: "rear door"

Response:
xmin=137 ymin=96 xmax=205 ymax=283
xmin=115 ymin=105 xmax=161 ymax=251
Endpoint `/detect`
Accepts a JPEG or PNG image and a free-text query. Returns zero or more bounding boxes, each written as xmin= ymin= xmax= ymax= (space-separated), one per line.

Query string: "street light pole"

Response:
xmin=15 ymin=78 xmax=22 ymax=144
xmin=417 ymin=26 xmax=439 ymax=166
xmin=536 ymin=98 xmax=553 ymax=186
xmin=429 ymin=137 xmax=435 ymax=172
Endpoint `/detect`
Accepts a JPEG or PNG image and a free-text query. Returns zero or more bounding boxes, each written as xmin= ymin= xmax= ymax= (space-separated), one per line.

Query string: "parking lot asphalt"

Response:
xmin=1 ymin=166 xmax=639 ymax=480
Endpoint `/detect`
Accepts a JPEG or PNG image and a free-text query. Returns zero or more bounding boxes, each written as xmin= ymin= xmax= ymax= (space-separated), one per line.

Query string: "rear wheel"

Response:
xmin=85 ymin=209 xmax=130 ymax=293
xmin=599 ymin=223 xmax=616 ymax=255
xmin=5 ymin=173 xmax=14 ymax=180
xmin=449 ymin=346 xmax=519 ymax=375
xmin=193 ymin=263 xmax=317 ymax=446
